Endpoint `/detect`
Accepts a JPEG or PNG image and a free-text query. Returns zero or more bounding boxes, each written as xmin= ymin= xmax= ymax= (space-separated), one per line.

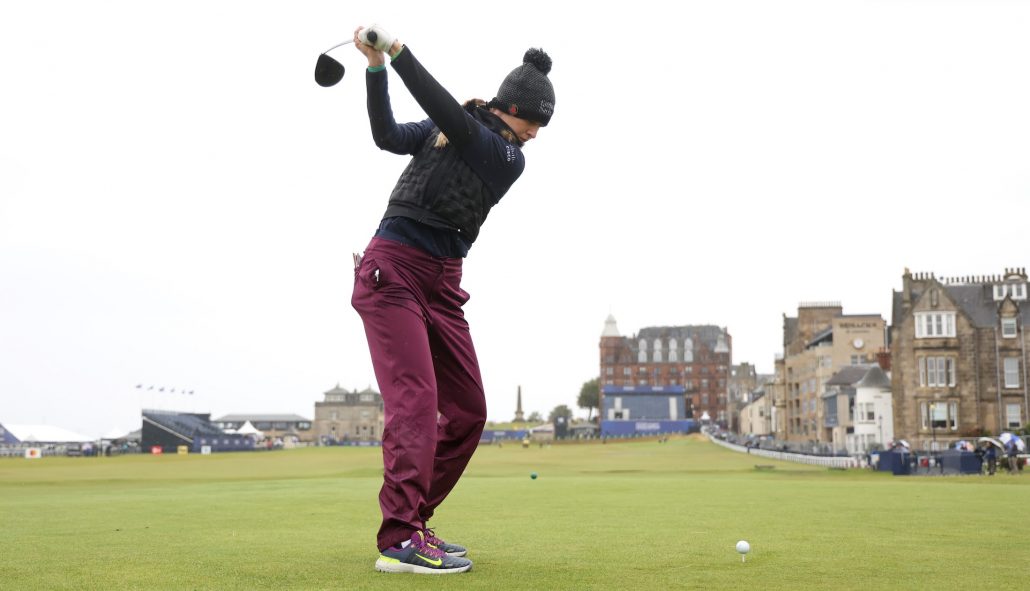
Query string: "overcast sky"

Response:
xmin=2 ymin=1 xmax=1029 ymax=437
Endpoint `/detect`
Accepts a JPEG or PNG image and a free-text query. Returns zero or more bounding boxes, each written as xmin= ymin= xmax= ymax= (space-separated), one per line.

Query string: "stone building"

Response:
xmin=727 ymin=363 xmax=759 ymax=434
xmin=890 ymin=268 xmax=1029 ymax=449
xmin=599 ymin=314 xmax=732 ymax=425
xmin=739 ymin=387 xmax=772 ymax=437
xmin=776 ymin=303 xmax=887 ymax=444
xmin=313 ymin=384 xmax=384 ymax=444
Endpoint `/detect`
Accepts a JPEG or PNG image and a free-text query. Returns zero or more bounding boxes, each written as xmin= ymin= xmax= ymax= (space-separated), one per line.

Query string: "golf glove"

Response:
xmin=359 ymin=24 xmax=395 ymax=53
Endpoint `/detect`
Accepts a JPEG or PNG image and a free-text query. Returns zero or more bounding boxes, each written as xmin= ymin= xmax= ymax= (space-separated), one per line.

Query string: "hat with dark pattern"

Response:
xmin=489 ymin=48 xmax=555 ymax=126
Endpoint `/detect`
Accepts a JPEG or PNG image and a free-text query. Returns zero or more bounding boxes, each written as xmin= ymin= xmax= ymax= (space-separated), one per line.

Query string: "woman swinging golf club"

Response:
xmin=347 ymin=24 xmax=555 ymax=574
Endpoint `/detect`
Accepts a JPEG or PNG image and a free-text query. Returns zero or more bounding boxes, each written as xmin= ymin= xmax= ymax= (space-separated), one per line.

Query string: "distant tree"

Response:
xmin=577 ymin=378 xmax=600 ymax=421
xmin=549 ymin=404 xmax=573 ymax=423
xmin=527 ymin=411 xmax=543 ymax=423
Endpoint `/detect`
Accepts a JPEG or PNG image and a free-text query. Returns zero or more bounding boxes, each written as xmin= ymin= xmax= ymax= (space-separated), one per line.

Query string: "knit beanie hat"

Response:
xmin=488 ymin=48 xmax=555 ymax=126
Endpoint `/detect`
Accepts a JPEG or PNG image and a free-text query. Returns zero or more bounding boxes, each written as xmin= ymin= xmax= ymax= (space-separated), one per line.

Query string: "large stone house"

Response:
xmin=890 ymin=268 xmax=1029 ymax=450
xmin=313 ymin=384 xmax=384 ymax=444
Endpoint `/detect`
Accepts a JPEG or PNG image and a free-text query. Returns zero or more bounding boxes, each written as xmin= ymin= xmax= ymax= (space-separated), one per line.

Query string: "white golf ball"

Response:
xmin=736 ymin=540 xmax=750 ymax=554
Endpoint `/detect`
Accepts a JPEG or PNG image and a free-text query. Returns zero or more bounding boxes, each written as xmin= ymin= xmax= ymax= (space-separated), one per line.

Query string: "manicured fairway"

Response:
xmin=2 ymin=437 xmax=1027 ymax=590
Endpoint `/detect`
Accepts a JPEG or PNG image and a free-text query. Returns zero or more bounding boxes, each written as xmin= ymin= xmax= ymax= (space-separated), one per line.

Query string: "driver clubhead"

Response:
xmin=315 ymin=53 xmax=344 ymax=87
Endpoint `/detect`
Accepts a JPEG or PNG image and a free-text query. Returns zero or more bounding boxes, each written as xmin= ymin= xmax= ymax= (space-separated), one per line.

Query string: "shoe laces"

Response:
xmin=423 ymin=527 xmax=444 ymax=546
xmin=414 ymin=531 xmax=446 ymax=559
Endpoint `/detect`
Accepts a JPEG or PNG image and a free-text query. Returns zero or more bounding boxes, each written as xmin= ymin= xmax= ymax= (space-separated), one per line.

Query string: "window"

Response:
xmin=1006 ymin=404 xmax=1022 ymax=429
xmin=915 ymin=312 xmax=956 ymax=338
xmin=623 ymin=367 xmax=631 ymax=376
xmin=653 ymin=339 xmax=663 ymax=363
xmin=995 ymin=283 xmax=1027 ymax=301
xmin=605 ymin=367 xmax=614 ymax=376
xmin=850 ymin=355 xmax=863 ymax=365
xmin=1014 ymin=283 xmax=1027 ymax=300
xmin=1003 ymin=358 xmax=1020 ymax=388
xmin=862 ymin=403 xmax=875 ymax=423
xmin=920 ymin=401 xmax=959 ymax=431
xmin=1002 ymin=318 xmax=1018 ymax=338
xmin=918 ymin=357 xmax=955 ymax=387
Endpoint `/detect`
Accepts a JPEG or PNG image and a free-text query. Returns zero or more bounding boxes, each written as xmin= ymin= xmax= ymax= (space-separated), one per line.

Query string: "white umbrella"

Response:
xmin=978 ymin=437 xmax=1005 ymax=449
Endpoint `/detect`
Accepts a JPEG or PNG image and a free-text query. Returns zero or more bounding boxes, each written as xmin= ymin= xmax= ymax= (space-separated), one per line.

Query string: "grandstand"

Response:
xmin=600 ymin=385 xmax=698 ymax=437
xmin=141 ymin=410 xmax=255 ymax=453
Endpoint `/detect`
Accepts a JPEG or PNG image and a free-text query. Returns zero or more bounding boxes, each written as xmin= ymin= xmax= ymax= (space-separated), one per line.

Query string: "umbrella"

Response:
xmin=999 ymin=432 xmax=1026 ymax=452
xmin=977 ymin=437 xmax=1005 ymax=449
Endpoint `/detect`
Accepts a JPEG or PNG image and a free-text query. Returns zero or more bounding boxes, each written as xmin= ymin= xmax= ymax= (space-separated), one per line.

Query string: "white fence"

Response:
xmin=708 ymin=435 xmax=861 ymax=469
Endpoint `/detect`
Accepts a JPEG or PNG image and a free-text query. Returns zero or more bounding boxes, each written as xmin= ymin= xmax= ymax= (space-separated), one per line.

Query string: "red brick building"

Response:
xmin=599 ymin=315 xmax=732 ymax=426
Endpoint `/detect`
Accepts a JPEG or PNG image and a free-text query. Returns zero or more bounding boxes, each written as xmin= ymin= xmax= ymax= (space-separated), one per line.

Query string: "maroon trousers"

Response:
xmin=351 ymin=237 xmax=487 ymax=551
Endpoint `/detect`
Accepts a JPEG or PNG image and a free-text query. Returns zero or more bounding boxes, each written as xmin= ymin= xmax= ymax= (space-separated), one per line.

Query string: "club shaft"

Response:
xmin=322 ymin=39 xmax=355 ymax=54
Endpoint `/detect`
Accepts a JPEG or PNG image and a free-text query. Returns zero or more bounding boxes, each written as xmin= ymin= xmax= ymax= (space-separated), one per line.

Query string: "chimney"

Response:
xmin=902 ymin=267 xmax=912 ymax=307
xmin=876 ymin=349 xmax=892 ymax=372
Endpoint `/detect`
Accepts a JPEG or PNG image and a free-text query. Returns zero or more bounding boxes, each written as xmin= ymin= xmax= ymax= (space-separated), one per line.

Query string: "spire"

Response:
xmin=513 ymin=385 xmax=525 ymax=422
xmin=602 ymin=314 xmax=620 ymax=337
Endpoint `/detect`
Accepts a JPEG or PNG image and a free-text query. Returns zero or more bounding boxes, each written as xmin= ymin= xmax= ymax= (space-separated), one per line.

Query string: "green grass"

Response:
xmin=2 ymin=437 xmax=1027 ymax=590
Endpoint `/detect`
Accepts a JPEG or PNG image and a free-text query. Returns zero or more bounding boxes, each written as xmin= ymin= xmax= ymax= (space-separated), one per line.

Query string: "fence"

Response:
xmin=708 ymin=435 xmax=861 ymax=469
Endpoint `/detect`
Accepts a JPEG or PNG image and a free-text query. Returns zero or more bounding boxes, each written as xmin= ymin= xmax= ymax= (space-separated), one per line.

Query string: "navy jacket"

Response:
xmin=366 ymin=48 xmax=526 ymax=257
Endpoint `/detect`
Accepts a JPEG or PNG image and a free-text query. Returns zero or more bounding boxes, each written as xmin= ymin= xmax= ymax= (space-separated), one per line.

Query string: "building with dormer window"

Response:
xmin=599 ymin=315 xmax=733 ymax=427
xmin=891 ymin=268 xmax=1029 ymax=450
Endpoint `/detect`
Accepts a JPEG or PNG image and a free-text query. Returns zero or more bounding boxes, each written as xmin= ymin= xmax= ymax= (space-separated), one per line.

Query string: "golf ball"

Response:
xmin=736 ymin=540 xmax=750 ymax=554
xmin=530 ymin=472 xmax=538 ymax=479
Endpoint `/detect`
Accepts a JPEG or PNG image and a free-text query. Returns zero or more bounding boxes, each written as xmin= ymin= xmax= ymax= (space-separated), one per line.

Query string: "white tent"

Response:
xmin=235 ymin=421 xmax=263 ymax=438
xmin=4 ymin=424 xmax=95 ymax=443
xmin=101 ymin=427 xmax=135 ymax=440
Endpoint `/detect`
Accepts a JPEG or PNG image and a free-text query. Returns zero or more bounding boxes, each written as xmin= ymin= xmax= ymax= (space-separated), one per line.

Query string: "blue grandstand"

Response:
xmin=142 ymin=410 xmax=255 ymax=453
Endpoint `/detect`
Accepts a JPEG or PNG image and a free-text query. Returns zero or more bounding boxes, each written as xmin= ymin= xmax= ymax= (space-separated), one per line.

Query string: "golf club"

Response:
xmin=314 ymin=31 xmax=379 ymax=87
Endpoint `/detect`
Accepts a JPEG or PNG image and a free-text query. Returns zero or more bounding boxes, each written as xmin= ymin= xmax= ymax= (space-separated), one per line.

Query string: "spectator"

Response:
xmin=1006 ymin=441 xmax=1020 ymax=474
xmin=985 ymin=444 xmax=997 ymax=475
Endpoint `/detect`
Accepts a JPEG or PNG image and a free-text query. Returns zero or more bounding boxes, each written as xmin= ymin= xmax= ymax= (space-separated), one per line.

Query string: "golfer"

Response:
xmin=349 ymin=25 xmax=554 ymax=574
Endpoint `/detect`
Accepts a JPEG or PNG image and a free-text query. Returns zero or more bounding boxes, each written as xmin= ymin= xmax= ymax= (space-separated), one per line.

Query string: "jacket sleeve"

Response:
xmin=366 ymin=67 xmax=433 ymax=155
xmin=388 ymin=47 xmax=476 ymax=151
